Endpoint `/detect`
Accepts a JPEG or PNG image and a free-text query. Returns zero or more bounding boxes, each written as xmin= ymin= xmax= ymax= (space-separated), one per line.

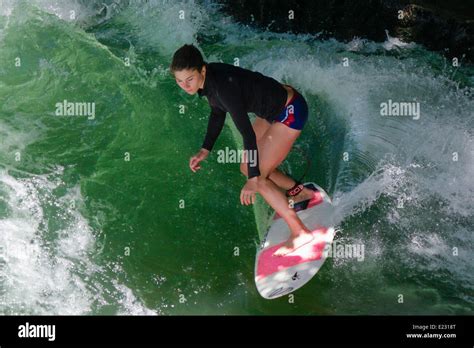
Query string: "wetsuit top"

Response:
xmin=197 ymin=62 xmax=288 ymax=179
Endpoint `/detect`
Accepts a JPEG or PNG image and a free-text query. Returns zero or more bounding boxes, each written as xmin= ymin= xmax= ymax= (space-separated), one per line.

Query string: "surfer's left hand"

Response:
xmin=240 ymin=177 xmax=258 ymax=205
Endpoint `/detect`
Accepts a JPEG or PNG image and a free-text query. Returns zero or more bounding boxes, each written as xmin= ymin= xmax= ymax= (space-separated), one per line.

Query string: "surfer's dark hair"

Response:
xmin=170 ymin=44 xmax=206 ymax=72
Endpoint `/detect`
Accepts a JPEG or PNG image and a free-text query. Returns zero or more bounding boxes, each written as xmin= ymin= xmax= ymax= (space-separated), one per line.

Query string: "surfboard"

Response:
xmin=255 ymin=182 xmax=335 ymax=299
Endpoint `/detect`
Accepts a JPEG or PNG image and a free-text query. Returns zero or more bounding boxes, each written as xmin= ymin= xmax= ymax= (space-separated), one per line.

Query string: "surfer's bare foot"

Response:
xmin=288 ymin=187 xmax=314 ymax=204
xmin=273 ymin=231 xmax=314 ymax=257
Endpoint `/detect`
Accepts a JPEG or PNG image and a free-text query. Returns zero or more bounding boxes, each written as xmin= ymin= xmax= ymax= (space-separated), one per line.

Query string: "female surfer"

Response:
xmin=170 ymin=44 xmax=315 ymax=256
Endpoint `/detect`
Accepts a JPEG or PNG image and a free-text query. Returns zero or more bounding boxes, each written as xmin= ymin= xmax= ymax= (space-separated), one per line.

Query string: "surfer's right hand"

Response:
xmin=189 ymin=148 xmax=209 ymax=172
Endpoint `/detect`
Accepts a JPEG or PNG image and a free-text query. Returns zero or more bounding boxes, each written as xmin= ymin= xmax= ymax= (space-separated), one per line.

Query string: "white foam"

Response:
xmin=0 ymin=120 xmax=42 ymax=158
xmin=0 ymin=0 xmax=15 ymax=17
xmin=331 ymin=162 xmax=409 ymax=224
xmin=409 ymin=232 xmax=447 ymax=257
xmin=406 ymin=229 xmax=474 ymax=289
xmin=0 ymin=168 xmax=93 ymax=314
xmin=113 ymin=279 xmax=157 ymax=316
xmin=116 ymin=0 xmax=210 ymax=56
xmin=0 ymin=169 xmax=156 ymax=315
xmin=383 ymin=30 xmax=416 ymax=50
xmin=31 ymin=0 xmax=105 ymax=24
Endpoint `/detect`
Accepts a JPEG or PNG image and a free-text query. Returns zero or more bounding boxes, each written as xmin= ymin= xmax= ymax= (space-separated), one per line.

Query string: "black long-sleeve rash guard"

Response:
xmin=197 ymin=62 xmax=288 ymax=179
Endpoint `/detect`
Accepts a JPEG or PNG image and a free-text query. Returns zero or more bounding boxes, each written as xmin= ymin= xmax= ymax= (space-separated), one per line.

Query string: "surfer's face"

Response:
xmin=174 ymin=67 xmax=206 ymax=95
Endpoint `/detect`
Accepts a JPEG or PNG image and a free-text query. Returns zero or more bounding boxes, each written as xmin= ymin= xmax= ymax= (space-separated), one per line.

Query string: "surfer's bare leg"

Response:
xmin=268 ymin=169 xmax=314 ymax=203
xmin=240 ymin=117 xmax=314 ymax=203
xmin=248 ymin=122 xmax=315 ymax=256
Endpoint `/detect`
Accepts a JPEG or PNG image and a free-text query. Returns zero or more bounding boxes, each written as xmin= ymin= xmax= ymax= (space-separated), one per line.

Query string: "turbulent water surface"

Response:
xmin=0 ymin=0 xmax=473 ymax=315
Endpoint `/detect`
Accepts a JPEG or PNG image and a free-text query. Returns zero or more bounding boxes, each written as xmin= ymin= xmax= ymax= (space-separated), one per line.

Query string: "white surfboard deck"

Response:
xmin=255 ymin=182 xmax=335 ymax=299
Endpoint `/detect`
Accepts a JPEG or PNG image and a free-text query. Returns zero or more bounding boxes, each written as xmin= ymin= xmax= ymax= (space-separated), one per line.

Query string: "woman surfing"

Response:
xmin=170 ymin=44 xmax=315 ymax=256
